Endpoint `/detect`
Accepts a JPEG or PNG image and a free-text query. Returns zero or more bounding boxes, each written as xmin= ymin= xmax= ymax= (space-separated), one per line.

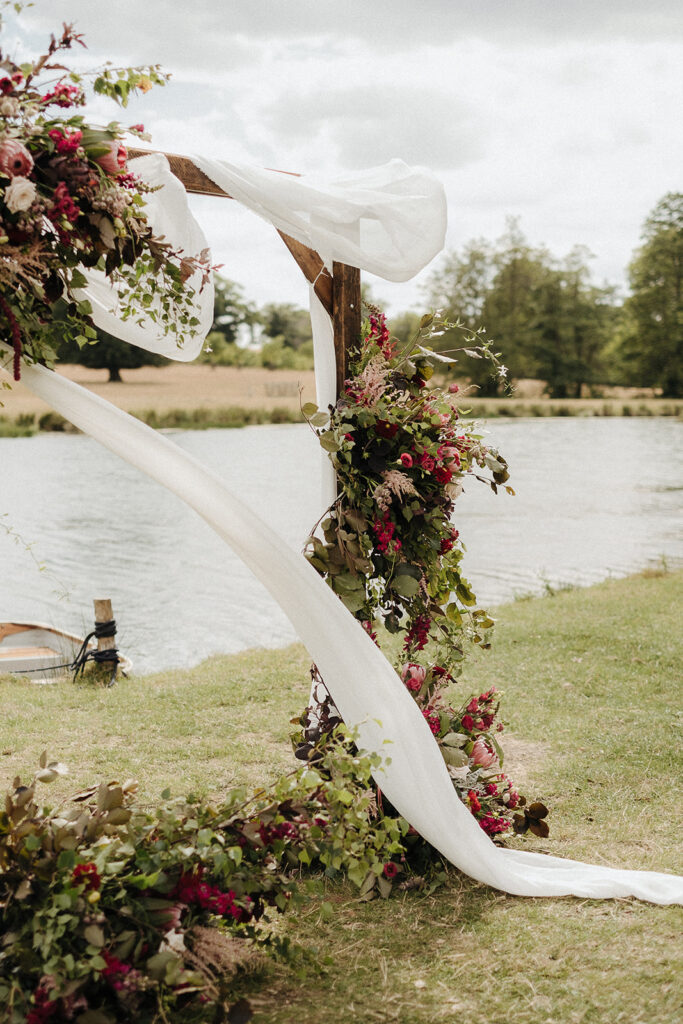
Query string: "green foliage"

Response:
xmin=0 ymin=18 xmax=211 ymax=377
xmin=259 ymin=337 xmax=314 ymax=370
xmin=622 ymin=192 xmax=683 ymax=397
xmin=260 ymin=303 xmax=313 ymax=350
xmin=303 ymin=308 xmax=508 ymax=673
xmin=0 ymin=731 xmax=406 ymax=1022
xmin=426 ymin=218 xmax=619 ymax=396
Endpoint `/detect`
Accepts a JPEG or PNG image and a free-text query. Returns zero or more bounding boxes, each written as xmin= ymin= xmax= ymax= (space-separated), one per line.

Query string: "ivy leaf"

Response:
xmin=391 ymin=575 xmax=420 ymax=597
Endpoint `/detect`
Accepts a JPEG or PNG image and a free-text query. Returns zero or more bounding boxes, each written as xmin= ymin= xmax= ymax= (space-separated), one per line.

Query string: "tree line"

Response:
xmin=60 ymin=192 xmax=682 ymax=397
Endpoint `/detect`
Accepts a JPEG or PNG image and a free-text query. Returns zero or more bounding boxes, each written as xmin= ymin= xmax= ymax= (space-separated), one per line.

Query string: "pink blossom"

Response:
xmin=448 ymin=382 xmax=460 ymax=393
xmin=401 ymin=662 xmax=426 ymax=692
xmin=466 ymin=698 xmax=479 ymax=714
xmin=0 ymin=138 xmax=33 ymax=178
xmin=94 ymin=140 xmax=128 ymax=176
xmin=471 ymin=738 xmax=497 ymax=768
xmin=399 ymin=452 xmax=413 ymax=468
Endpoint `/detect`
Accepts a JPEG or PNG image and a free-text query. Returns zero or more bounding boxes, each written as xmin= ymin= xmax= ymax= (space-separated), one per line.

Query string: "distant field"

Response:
xmin=0 ymin=363 xmax=318 ymax=418
xmin=1 ymin=364 xmax=680 ymax=434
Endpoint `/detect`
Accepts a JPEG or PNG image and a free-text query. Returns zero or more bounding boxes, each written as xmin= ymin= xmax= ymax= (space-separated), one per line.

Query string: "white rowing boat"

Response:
xmin=0 ymin=621 xmax=132 ymax=683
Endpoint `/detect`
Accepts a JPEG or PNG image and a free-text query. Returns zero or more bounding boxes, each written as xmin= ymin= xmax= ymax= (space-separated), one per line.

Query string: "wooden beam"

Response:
xmin=332 ymin=262 xmax=361 ymax=397
xmin=277 ymin=232 xmax=333 ymax=315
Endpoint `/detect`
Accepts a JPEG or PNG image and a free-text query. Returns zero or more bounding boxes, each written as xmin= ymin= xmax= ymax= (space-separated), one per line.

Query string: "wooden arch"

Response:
xmin=129 ymin=149 xmax=361 ymax=400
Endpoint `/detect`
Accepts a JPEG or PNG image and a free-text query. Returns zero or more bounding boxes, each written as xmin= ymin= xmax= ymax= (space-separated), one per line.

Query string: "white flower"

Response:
xmin=92 ymin=213 xmax=116 ymax=248
xmin=0 ymin=97 xmax=20 ymax=117
xmin=4 ymin=176 xmax=37 ymax=213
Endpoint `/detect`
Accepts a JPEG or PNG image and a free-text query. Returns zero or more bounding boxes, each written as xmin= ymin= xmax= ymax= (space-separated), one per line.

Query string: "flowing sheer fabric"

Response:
xmin=192 ymin=155 xmax=447 ymax=280
xmin=75 ymin=154 xmax=214 ymax=361
xmin=3 ymin=154 xmax=681 ymax=903
xmin=6 ymin=359 xmax=681 ymax=906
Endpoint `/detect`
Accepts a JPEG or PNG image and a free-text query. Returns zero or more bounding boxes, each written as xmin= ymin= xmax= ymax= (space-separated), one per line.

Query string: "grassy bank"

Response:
xmin=1 ymin=571 xmax=681 ymax=1023
xmin=1 ymin=364 xmax=681 ymax=435
xmin=2 ymin=397 xmax=681 ymax=437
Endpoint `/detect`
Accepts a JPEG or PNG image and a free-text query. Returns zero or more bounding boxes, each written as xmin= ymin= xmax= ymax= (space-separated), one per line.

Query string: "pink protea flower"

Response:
xmin=471 ymin=738 xmax=497 ymax=769
xmin=401 ymin=662 xmax=426 ymax=692
xmin=0 ymin=138 xmax=33 ymax=178
xmin=94 ymin=139 xmax=128 ymax=176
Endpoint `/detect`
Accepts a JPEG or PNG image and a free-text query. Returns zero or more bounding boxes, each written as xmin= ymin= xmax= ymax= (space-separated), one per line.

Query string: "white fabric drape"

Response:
xmin=4 ymin=152 xmax=681 ymax=904
xmin=191 ymin=155 xmax=447 ymax=281
xmin=6 ymin=358 xmax=681 ymax=905
xmin=76 ymin=154 xmax=214 ymax=361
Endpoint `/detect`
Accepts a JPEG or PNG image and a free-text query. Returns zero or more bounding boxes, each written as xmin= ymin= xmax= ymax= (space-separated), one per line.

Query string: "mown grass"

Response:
xmin=1 ymin=571 xmax=681 ymax=1023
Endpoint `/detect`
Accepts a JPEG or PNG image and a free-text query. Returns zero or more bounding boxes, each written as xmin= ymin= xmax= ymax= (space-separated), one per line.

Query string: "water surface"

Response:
xmin=1 ymin=419 xmax=681 ymax=673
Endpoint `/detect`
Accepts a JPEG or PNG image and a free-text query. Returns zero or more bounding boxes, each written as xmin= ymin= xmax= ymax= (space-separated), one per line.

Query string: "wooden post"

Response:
xmin=332 ymin=262 xmax=361 ymax=398
xmin=93 ymin=598 xmax=117 ymax=672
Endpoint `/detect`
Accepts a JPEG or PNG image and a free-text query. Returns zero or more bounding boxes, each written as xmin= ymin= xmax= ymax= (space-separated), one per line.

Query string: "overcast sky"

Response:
xmin=4 ymin=1 xmax=682 ymax=313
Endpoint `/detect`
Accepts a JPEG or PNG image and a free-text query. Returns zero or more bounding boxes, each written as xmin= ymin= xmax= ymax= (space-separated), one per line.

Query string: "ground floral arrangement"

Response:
xmin=0 ymin=7 xmax=211 ymax=381
xmin=297 ymin=307 xmax=549 ymax=842
xmin=1 ymin=738 xmax=407 ymax=1023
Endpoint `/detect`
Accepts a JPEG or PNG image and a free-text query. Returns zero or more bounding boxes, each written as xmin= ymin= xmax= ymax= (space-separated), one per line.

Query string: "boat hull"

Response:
xmin=0 ymin=622 xmax=132 ymax=683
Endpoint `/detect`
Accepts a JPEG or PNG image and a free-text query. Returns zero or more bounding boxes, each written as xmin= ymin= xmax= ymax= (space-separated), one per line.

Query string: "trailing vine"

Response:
xmin=297 ymin=307 xmax=547 ymax=841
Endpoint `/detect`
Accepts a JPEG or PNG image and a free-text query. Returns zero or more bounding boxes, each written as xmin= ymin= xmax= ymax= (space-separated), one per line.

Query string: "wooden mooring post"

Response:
xmin=93 ymin=598 xmax=118 ymax=682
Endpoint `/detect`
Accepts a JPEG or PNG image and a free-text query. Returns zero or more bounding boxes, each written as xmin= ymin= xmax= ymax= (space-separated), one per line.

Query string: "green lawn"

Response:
xmin=1 ymin=570 xmax=681 ymax=1024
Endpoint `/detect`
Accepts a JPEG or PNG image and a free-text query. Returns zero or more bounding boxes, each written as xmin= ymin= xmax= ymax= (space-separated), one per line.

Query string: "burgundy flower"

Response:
xmin=460 ymin=714 xmax=475 ymax=732
xmin=422 ymin=708 xmax=441 ymax=735
xmin=48 ymin=128 xmax=83 ymax=154
xmin=467 ymin=790 xmax=481 ymax=815
xmin=41 ymin=83 xmax=84 ymax=107
xmin=0 ymin=138 xmax=34 ymax=178
xmin=399 ymin=452 xmax=413 ymax=468
xmin=375 ymin=419 xmax=399 ymax=439
xmin=72 ymin=861 xmax=101 ymax=892
xmin=383 ymin=861 xmax=398 ymax=879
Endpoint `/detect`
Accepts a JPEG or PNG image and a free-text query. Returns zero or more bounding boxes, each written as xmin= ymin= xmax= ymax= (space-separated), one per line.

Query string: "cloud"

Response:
xmin=5 ymin=1 xmax=682 ymax=311
xmin=261 ymin=84 xmax=484 ymax=170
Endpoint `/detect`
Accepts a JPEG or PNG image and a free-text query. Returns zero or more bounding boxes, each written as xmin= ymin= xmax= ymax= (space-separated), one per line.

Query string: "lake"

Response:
xmin=1 ymin=418 xmax=681 ymax=673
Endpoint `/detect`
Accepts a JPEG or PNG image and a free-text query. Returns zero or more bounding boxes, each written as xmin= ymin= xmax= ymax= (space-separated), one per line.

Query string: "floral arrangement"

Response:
xmin=0 ymin=10 xmax=211 ymax=381
xmin=0 ymin=738 xmax=406 ymax=1023
xmin=300 ymin=308 xmax=547 ymax=840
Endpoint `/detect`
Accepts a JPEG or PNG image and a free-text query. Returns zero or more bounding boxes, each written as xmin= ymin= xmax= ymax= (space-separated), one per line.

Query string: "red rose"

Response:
xmin=461 ymin=714 xmax=474 ymax=732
